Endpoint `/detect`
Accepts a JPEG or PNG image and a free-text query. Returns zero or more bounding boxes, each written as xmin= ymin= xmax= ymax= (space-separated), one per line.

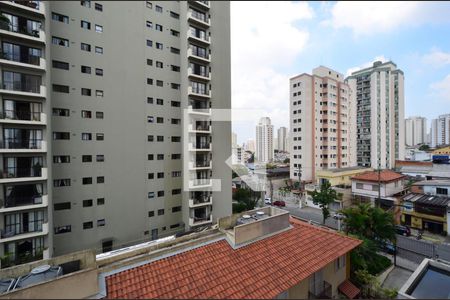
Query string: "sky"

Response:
xmin=230 ymin=1 xmax=450 ymax=145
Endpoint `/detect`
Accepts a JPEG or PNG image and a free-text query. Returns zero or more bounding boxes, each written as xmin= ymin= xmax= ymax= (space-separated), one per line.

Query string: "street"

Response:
xmin=282 ymin=202 xmax=340 ymax=230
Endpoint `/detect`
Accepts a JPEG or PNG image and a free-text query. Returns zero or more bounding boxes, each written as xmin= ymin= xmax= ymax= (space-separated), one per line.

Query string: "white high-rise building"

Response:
xmin=431 ymin=114 xmax=450 ymax=147
xmin=273 ymin=137 xmax=278 ymax=151
xmin=290 ymin=66 xmax=356 ymax=182
xmin=405 ymin=116 xmax=427 ymax=146
xmin=255 ymin=117 xmax=273 ymax=163
xmin=346 ymin=61 xmax=405 ymax=169
xmin=277 ymin=127 xmax=288 ymax=152
xmin=245 ymin=139 xmax=256 ymax=153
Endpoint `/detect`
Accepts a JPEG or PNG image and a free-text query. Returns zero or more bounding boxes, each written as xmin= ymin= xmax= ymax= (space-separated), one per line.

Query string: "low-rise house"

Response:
xmin=401 ymin=193 xmax=450 ymax=236
xmin=304 ymin=167 xmax=372 ymax=210
xmin=395 ymin=160 xmax=450 ymax=180
xmin=411 ymin=180 xmax=450 ymax=196
xmin=0 ymin=208 xmax=362 ymax=299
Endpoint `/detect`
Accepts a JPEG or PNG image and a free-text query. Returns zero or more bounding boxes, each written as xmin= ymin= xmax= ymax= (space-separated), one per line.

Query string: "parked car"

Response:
xmin=332 ymin=212 xmax=345 ymax=220
xmin=273 ymin=200 xmax=286 ymax=207
xmin=264 ymin=197 xmax=272 ymax=205
xmin=395 ymin=225 xmax=411 ymax=236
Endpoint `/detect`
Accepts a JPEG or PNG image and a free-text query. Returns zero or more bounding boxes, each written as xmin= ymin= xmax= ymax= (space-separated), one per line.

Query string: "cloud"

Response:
xmin=430 ymin=74 xmax=450 ymax=102
xmin=422 ymin=48 xmax=450 ymax=68
xmin=345 ymin=55 xmax=388 ymax=76
xmin=231 ymin=1 xmax=314 ymax=139
xmin=326 ymin=1 xmax=450 ymax=36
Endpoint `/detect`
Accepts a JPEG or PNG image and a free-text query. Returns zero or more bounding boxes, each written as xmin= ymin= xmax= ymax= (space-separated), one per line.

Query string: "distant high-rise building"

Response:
xmin=273 ymin=137 xmax=278 ymax=151
xmin=346 ymin=61 xmax=405 ymax=169
xmin=277 ymin=127 xmax=288 ymax=152
xmin=431 ymin=114 xmax=450 ymax=148
xmin=290 ymin=66 xmax=356 ymax=182
xmin=232 ymin=132 xmax=237 ymax=147
xmin=245 ymin=139 xmax=256 ymax=153
xmin=405 ymin=116 xmax=427 ymax=146
xmin=256 ymin=117 xmax=273 ymax=163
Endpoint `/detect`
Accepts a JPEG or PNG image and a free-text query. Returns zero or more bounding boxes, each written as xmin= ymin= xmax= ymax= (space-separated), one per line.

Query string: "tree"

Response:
xmin=418 ymin=144 xmax=430 ymax=151
xmin=283 ymin=158 xmax=290 ymax=164
xmin=232 ymin=188 xmax=259 ymax=211
xmin=311 ymin=181 xmax=337 ymax=223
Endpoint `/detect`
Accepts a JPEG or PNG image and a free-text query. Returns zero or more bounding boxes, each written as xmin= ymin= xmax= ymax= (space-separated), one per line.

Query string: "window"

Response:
xmin=148 ymin=211 xmax=154 ymax=217
xmin=156 ymin=99 xmax=163 ymax=105
xmin=157 ymin=136 xmax=164 ymax=142
xmin=335 ymin=255 xmax=346 ymax=271
xmin=53 ymin=132 xmax=70 ymax=140
xmin=81 ymin=65 xmax=91 ymax=74
xmin=158 ymin=209 xmax=164 ymax=216
xmin=156 ymin=42 xmax=163 ymax=50
xmin=148 ymin=154 xmax=154 ymax=160
xmin=147 ymin=59 xmax=153 ymax=66
xmin=356 ymin=183 xmax=363 ymax=189
xmin=147 ymin=78 xmax=153 ymax=85
xmin=96 ymin=133 xmax=104 ymax=141
xmin=52 ymin=12 xmax=69 ymax=24
xmin=172 ymin=189 xmax=181 ymax=195
xmin=82 ymin=133 xmax=92 ymax=140
xmin=172 ymin=206 xmax=181 ymax=213
xmin=81 ymin=0 xmax=91 ymax=7
xmin=148 ymin=192 xmax=155 ymax=199
xmin=95 ymin=68 xmax=103 ymax=76
xmin=54 ymin=179 xmax=71 ymax=187
xmin=53 ymin=108 xmax=70 ymax=116
xmin=147 ymin=40 xmax=153 ymax=47
xmin=155 ymin=5 xmax=162 ymax=12
xmin=83 ymin=222 xmax=93 ymax=229
xmin=155 ymin=24 xmax=163 ymax=31
xmin=172 ymin=154 xmax=181 ymax=160
xmin=82 ymin=177 xmax=93 ymax=185
xmin=53 ymin=156 xmax=70 ymax=163
xmin=171 ymin=83 xmax=180 ymax=90
xmin=97 ymin=198 xmax=105 ymax=205
xmin=81 ymin=88 xmax=92 ymax=96
xmin=53 ymin=84 xmax=69 ymax=93
xmin=170 ymin=29 xmax=179 ymax=37
xmin=147 ymin=116 xmax=154 ymax=123
xmin=157 ymin=172 xmax=164 ymax=179
xmin=148 ymin=173 xmax=154 ymax=179
xmin=52 ymin=60 xmax=69 ymax=70
xmin=170 ymin=11 xmax=179 ymax=19
xmin=55 ymin=225 xmax=71 ymax=234
xmin=171 ymin=119 xmax=180 ymax=125
xmin=54 ymin=202 xmax=71 ymax=210
xmin=96 ymin=112 xmax=104 ymax=119
xmin=171 ymin=136 xmax=181 ymax=142
xmin=146 ymin=1 xmax=152 ymax=8
xmin=95 ymin=24 xmax=103 ymax=33
xmin=148 ymin=135 xmax=154 ymax=142
xmin=157 ymin=191 xmax=164 ymax=197
xmin=95 ymin=46 xmax=103 ymax=54
xmin=83 ymin=199 xmax=93 ymax=207
xmin=170 ymin=47 xmax=180 ymax=54
xmin=97 ymin=176 xmax=105 ymax=183
xmin=82 ymin=110 xmax=92 ymax=118
xmin=96 ymin=155 xmax=104 ymax=162
xmin=52 ymin=36 xmax=69 ymax=47
xmin=157 ymin=117 xmax=164 ymax=123
xmin=172 ymin=171 xmax=181 ymax=177
xmin=146 ymin=21 xmax=153 ymax=28
xmin=171 ymin=65 xmax=180 ymax=72
xmin=156 ymin=61 xmax=163 ymax=68
xmin=82 ymin=155 xmax=92 ymax=162
xmin=97 ymin=219 xmax=105 ymax=227
xmin=437 ymin=188 xmax=448 ymax=195
xmin=156 ymin=80 xmax=163 ymax=87
xmin=171 ymin=101 xmax=180 ymax=107
xmin=157 ymin=154 xmax=164 ymax=160
xmin=81 ymin=20 xmax=91 ymax=29
xmin=95 ymin=3 xmax=103 ymax=11
xmin=147 ymin=97 xmax=153 ymax=104
xmin=81 ymin=43 xmax=91 ymax=52
xmin=96 ymin=90 xmax=104 ymax=97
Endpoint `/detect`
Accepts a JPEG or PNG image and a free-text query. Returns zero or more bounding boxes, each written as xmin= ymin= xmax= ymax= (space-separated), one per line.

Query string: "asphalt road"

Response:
xmin=282 ymin=205 xmax=341 ymax=230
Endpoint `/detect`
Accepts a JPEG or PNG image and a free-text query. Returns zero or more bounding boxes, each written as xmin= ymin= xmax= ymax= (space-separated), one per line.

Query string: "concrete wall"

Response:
xmin=352 ymin=180 xmax=404 ymax=198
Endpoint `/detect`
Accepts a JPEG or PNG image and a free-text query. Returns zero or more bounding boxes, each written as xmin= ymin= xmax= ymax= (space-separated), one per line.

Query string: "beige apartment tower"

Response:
xmin=289 ymin=66 xmax=356 ymax=182
xmin=405 ymin=116 xmax=427 ymax=147
xmin=0 ymin=0 xmax=231 ymax=266
xmin=346 ymin=61 xmax=405 ymax=169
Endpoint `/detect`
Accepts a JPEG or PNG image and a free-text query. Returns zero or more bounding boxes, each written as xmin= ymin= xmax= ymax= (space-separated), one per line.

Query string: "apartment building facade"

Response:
xmin=405 ymin=116 xmax=427 ymax=147
xmin=431 ymin=114 xmax=450 ymax=148
xmin=290 ymin=66 xmax=356 ymax=183
xmin=277 ymin=126 xmax=287 ymax=152
xmin=346 ymin=61 xmax=405 ymax=169
xmin=255 ymin=116 xmax=273 ymax=163
xmin=0 ymin=0 xmax=231 ymax=264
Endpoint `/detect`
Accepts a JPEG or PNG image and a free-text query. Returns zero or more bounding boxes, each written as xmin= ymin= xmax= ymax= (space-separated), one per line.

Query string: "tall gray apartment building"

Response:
xmin=0 ymin=0 xmax=231 ymax=267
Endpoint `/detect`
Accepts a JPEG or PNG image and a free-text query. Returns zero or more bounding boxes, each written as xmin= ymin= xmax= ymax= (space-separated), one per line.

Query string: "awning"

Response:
xmin=338 ymin=280 xmax=360 ymax=299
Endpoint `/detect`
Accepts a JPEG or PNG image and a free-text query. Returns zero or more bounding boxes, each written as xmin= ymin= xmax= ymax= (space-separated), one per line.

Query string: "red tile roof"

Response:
xmin=105 ymin=218 xmax=361 ymax=299
xmin=339 ymin=280 xmax=360 ymax=299
xmin=351 ymin=169 xmax=405 ymax=183
xmin=395 ymin=160 xmax=433 ymax=167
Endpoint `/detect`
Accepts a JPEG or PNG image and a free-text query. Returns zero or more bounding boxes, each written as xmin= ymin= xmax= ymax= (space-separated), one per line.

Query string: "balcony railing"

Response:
xmin=9 ymin=1 xmax=40 ymax=10
xmin=4 ymin=194 xmax=42 ymax=208
xmin=0 ymin=110 xmax=41 ymax=121
xmin=190 ymin=10 xmax=208 ymax=23
xmin=0 ymin=139 xmax=43 ymax=149
xmin=195 ymin=160 xmax=210 ymax=168
xmin=192 ymin=195 xmax=211 ymax=205
xmin=0 ymin=51 xmax=40 ymax=66
xmin=0 ymin=166 xmax=42 ymax=179
xmin=192 ymin=178 xmax=211 ymax=186
xmin=308 ymin=281 xmax=332 ymax=299
xmin=2 ymin=80 xmax=41 ymax=93
xmin=192 ymin=143 xmax=211 ymax=150
xmin=193 ymin=215 xmax=211 ymax=224
xmin=187 ymin=48 xmax=210 ymax=61
xmin=0 ymin=23 xmax=41 ymax=38
xmin=1 ymin=222 xmax=44 ymax=238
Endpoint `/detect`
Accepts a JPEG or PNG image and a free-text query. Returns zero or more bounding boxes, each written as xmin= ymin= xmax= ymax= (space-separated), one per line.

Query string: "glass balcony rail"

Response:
xmin=0 ymin=50 xmax=40 ymax=65
xmin=1 ymin=79 xmax=41 ymax=93
xmin=0 ymin=138 xmax=42 ymax=149
xmin=4 ymin=194 xmax=42 ymax=208
xmin=0 ymin=166 xmax=42 ymax=178
xmin=0 ymin=110 xmax=41 ymax=121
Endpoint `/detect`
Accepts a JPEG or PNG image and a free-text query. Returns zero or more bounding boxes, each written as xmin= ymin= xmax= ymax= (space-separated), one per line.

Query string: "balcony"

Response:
xmin=187 ymin=10 xmax=210 ymax=28
xmin=188 ymin=123 xmax=211 ymax=134
xmin=189 ymin=215 xmax=212 ymax=227
xmin=187 ymin=30 xmax=210 ymax=46
xmin=0 ymin=194 xmax=47 ymax=213
xmin=0 ymin=111 xmax=46 ymax=125
xmin=189 ymin=142 xmax=211 ymax=151
xmin=189 ymin=178 xmax=212 ymax=189
xmin=0 ymin=167 xmax=47 ymax=183
xmin=0 ymin=1 xmax=45 ymax=17
xmin=0 ymin=52 xmax=45 ymax=71
xmin=0 ymin=221 xmax=48 ymax=243
xmin=308 ymin=281 xmax=332 ymax=299
xmin=188 ymin=67 xmax=210 ymax=81
xmin=188 ymin=86 xmax=211 ymax=99
xmin=187 ymin=47 xmax=210 ymax=64
xmin=0 ymin=82 xmax=46 ymax=98
xmin=189 ymin=0 xmax=210 ymax=10
xmin=189 ymin=195 xmax=212 ymax=208
xmin=0 ymin=139 xmax=46 ymax=153
xmin=0 ymin=24 xmax=45 ymax=44
xmin=187 ymin=105 xmax=211 ymax=116
xmin=189 ymin=160 xmax=212 ymax=170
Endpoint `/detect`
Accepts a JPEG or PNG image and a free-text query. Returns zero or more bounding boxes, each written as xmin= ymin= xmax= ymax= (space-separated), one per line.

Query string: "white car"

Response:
xmin=264 ymin=197 xmax=272 ymax=205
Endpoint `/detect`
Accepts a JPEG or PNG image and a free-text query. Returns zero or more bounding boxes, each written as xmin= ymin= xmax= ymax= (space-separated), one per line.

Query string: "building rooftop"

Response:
xmin=412 ymin=180 xmax=450 ymax=187
xmin=322 ymin=166 xmax=371 ymax=174
xmin=402 ymin=193 xmax=450 ymax=207
xmin=351 ymin=169 xmax=405 ymax=183
xmin=104 ymin=217 xmax=361 ymax=299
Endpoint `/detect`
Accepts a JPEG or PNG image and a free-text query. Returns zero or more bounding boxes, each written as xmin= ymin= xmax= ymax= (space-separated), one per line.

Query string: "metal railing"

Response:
xmin=0 ymin=166 xmax=42 ymax=178
xmin=0 ymin=23 xmax=41 ymax=38
xmin=193 ymin=215 xmax=211 ymax=223
xmin=195 ymin=160 xmax=210 ymax=167
xmin=10 ymin=1 xmax=40 ymax=10
xmin=0 ymin=110 xmax=41 ymax=121
xmin=192 ymin=195 xmax=211 ymax=204
xmin=190 ymin=10 xmax=208 ymax=23
xmin=0 ymin=51 xmax=40 ymax=65
xmin=1 ymin=222 xmax=44 ymax=238
xmin=4 ymin=194 xmax=42 ymax=208
xmin=1 ymin=80 xmax=41 ymax=93
xmin=0 ymin=139 xmax=43 ymax=149
xmin=193 ymin=143 xmax=210 ymax=149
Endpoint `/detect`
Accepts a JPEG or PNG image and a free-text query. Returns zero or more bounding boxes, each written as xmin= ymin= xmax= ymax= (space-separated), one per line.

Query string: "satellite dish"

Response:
xmin=31 ymin=265 xmax=51 ymax=274
xmin=242 ymin=214 xmax=251 ymax=219
xmin=256 ymin=211 xmax=265 ymax=216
